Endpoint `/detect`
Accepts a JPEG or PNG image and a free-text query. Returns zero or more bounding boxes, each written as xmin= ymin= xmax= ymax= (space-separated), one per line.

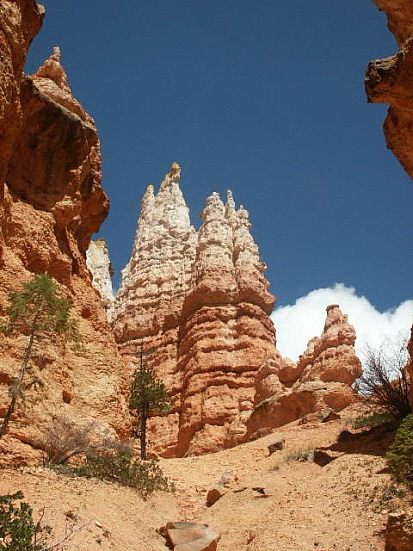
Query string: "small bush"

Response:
xmin=359 ymin=338 xmax=411 ymax=419
xmin=40 ymin=416 xmax=99 ymax=466
xmin=386 ymin=413 xmax=413 ymax=490
xmin=284 ymin=446 xmax=314 ymax=463
xmin=0 ymin=491 xmax=46 ymax=550
xmin=74 ymin=449 xmax=172 ymax=498
xmin=351 ymin=411 xmax=397 ymax=430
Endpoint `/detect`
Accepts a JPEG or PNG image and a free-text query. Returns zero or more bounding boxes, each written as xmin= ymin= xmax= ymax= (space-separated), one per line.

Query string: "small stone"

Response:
xmin=267 ymin=435 xmax=286 ymax=455
xmin=206 ymin=484 xmax=226 ymax=507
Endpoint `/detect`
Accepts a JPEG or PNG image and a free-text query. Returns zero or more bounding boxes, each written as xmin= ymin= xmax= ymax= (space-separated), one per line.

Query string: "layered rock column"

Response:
xmin=113 ymin=163 xmax=198 ymax=456
xmin=177 ymin=191 xmax=280 ymax=455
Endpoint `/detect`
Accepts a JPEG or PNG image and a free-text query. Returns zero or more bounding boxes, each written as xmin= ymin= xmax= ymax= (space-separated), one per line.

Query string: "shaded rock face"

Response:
xmin=366 ymin=1 xmax=413 ymax=179
xmin=0 ymin=0 xmax=44 ymax=184
xmin=86 ymin=238 xmax=115 ymax=319
xmin=113 ymin=164 xmax=281 ymax=456
xmin=246 ymin=305 xmax=361 ymax=438
xmin=0 ymin=5 xmax=128 ymax=465
xmin=366 ymin=1 xmax=413 ymax=407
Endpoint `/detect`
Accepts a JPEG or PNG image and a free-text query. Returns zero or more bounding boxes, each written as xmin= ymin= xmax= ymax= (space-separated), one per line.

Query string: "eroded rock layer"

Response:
xmin=367 ymin=0 xmax=413 ymax=406
xmin=0 ymin=4 xmax=128 ymax=465
xmin=246 ymin=304 xmax=362 ymax=438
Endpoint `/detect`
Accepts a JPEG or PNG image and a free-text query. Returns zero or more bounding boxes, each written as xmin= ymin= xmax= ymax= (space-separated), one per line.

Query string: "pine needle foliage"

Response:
xmin=386 ymin=414 xmax=413 ymax=490
xmin=75 ymin=449 xmax=171 ymax=498
xmin=0 ymin=274 xmax=80 ymax=438
xmin=129 ymin=344 xmax=171 ymax=459
xmin=0 ymin=491 xmax=43 ymax=551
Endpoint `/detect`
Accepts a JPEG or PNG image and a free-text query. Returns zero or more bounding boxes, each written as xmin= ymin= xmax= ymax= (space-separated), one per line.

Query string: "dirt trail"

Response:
xmin=0 ymin=406 xmax=404 ymax=550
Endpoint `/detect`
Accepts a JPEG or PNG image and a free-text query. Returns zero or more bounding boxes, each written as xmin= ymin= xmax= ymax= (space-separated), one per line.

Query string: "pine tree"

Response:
xmin=129 ymin=344 xmax=171 ymax=459
xmin=0 ymin=274 xmax=80 ymax=438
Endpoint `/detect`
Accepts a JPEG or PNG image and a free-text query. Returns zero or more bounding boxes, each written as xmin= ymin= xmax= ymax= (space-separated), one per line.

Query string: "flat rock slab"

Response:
xmin=162 ymin=521 xmax=220 ymax=551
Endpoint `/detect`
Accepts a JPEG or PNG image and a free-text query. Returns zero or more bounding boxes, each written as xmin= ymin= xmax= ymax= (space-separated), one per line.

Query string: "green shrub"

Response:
xmin=386 ymin=413 xmax=413 ymax=490
xmin=351 ymin=411 xmax=397 ymax=429
xmin=0 ymin=491 xmax=44 ymax=550
xmin=74 ymin=449 xmax=172 ymax=498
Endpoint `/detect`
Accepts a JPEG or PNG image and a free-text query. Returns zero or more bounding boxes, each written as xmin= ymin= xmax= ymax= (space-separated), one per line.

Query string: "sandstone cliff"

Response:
xmin=0 ymin=3 xmax=128 ymax=465
xmin=366 ymin=0 xmax=413 ymax=406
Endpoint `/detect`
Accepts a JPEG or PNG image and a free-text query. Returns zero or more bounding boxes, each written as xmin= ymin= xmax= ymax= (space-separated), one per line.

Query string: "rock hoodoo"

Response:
xmin=246 ymin=304 xmax=362 ymax=438
xmin=0 ymin=1 xmax=128 ymax=465
xmin=296 ymin=304 xmax=362 ymax=386
xmin=112 ymin=166 xmax=361 ymax=456
xmin=112 ymin=163 xmax=282 ymax=456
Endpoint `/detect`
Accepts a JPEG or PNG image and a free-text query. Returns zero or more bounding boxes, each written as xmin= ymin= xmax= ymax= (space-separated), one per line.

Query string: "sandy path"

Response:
xmin=0 ymin=410 xmax=400 ymax=550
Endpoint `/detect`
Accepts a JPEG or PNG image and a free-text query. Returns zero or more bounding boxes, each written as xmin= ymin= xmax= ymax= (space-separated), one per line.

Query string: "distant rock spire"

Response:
xmin=86 ymin=239 xmax=115 ymax=320
xmin=297 ymin=304 xmax=362 ymax=385
xmin=112 ymin=163 xmax=197 ymax=340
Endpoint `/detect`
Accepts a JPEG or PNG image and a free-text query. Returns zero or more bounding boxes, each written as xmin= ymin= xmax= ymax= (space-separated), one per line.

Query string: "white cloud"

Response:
xmin=271 ymin=283 xmax=413 ymax=361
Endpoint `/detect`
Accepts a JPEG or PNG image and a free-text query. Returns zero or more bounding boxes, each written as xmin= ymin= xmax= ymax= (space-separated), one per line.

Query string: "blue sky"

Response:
xmin=26 ymin=1 xmax=412 ymax=339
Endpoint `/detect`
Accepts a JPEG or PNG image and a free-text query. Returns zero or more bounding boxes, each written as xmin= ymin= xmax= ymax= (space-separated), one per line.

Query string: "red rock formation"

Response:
xmin=177 ymin=191 xmax=280 ymax=455
xmin=113 ymin=167 xmax=361 ymax=456
xmin=0 ymin=5 xmax=128 ymax=465
xmin=365 ymin=1 xmax=413 ymax=178
xmin=297 ymin=304 xmax=362 ymax=386
xmin=112 ymin=165 xmax=282 ymax=456
xmin=366 ymin=0 xmax=413 ymax=407
xmin=246 ymin=304 xmax=361 ymax=437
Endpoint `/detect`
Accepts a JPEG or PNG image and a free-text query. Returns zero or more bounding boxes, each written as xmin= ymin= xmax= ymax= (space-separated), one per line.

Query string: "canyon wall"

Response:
xmin=113 ymin=166 xmax=361 ymax=456
xmin=366 ymin=0 xmax=413 ymax=405
xmin=0 ymin=2 xmax=128 ymax=465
